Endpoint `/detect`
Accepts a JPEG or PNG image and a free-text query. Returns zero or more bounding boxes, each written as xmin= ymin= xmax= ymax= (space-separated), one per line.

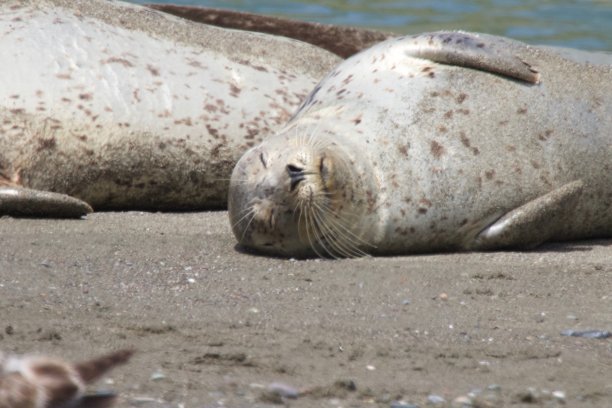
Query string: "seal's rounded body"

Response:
xmin=0 ymin=0 xmax=340 ymax=214
xmin=229 ymin=32 xmax=612 ymax=257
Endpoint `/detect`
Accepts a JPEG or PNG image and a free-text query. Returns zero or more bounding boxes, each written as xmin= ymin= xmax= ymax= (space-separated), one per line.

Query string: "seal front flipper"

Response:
xmin=404 ymin=31 xmax=540 ymax=84
xmin=468 ymin=180 xmax=584 ymax=250
xmin=0 ymin=186 xmax=93 ymax=218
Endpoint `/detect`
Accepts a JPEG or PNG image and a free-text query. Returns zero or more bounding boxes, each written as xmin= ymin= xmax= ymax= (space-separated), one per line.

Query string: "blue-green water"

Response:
xmin=130 ymin=0 xmax=611 ymax=50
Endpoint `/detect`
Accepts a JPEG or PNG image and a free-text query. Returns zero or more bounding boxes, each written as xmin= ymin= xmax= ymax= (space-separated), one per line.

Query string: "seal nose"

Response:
xmin=287 ymin=164 xmax=305 ymax=192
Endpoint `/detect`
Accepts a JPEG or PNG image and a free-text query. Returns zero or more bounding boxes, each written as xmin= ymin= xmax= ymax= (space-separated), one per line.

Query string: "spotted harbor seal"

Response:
xmin=0 ymin=0 xmax=341 ymax=217
xmin=228 ymin=31 xmax=612 ymax=257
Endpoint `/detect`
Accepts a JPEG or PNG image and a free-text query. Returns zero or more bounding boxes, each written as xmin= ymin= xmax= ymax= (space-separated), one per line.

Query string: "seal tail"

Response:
xmin=74 ymin=349 xmax=134 ymax=384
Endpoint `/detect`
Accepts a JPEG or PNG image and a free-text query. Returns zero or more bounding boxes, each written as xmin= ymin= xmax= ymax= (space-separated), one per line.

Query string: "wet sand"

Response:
xmin=0 ymin=211 xmax=610 ymax=407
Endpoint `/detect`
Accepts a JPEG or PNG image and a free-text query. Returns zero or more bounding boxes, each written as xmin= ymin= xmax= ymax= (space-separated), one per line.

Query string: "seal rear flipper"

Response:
xmin=468 ymin=180 xmax=584 ymax=250
xmin=404 ymin=31 xmax=540 ymax=84
xmin=0 ymin=186 xmax=93 ymax=218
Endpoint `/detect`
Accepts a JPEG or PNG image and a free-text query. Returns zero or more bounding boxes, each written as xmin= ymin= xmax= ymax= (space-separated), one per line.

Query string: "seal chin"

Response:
xmin=228 ymin=139 xmax=372 ymax=258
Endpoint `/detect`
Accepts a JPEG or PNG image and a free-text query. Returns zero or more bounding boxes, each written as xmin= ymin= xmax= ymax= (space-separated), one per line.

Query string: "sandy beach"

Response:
xmin=0 ymin=211 xmax=610 ymax=407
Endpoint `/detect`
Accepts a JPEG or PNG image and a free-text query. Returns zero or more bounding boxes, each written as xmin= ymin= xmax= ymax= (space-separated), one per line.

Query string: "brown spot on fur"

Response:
xmin=174 ymin=117 xmax=193 ymax=126
xmin=438 ymin=125 xmax=448 ymax=133
xmin=146 ymin=64 xmax=160 ymax=76
xmin=398 ymin=144 xmax=408 ymax=157
xmin=418 ymin=208 xmax=428 ymax=214
xmin=9 ymin=94 xmax=19 ymax=99
xmin=430 ymin=140 xmax=445 ymax=158
xmin=456 ymin=93 xmax=467 ymax=104
xmin=56 ymin=73 xmax=71 ymax=80
xmin=428 ymin=72 xmax=435 ymax=78
xmin=459 ymin=132 xmax=471 ymax=148
xmin=530 ymin=160 xmax=541 ymax=169
xmin=204 ymin=103 xmax=218 ymax=113
xmin=244 ymin=128 xmax=258 ymax=140
xmin=517 ymin=107 xmax=528 ymax=114
xmin=102 ymin=57 xmax=134 ymax=67
xmin=459 ymin=132 xmax=480 ymax=155
xmin=79 ymin=93 xmax=92 ymax=101
xmin=9 ymin=108 xmax=24 ymax=115
xmin=230 ymin=83 xmax=241 ymax=97
xmin=206 ymin=124 xmax=219 ymax=138
xmin=443 ymin=110 xmax=453 ymax=119
xmin=538 ymin=129 xmax=554 ymax=141
xmin=485 ymin=170 xmax=495 ymax=180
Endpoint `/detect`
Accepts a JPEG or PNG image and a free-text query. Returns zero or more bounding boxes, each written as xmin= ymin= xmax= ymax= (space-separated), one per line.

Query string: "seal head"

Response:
xmin=229 ymin=123 xmax=380 ymax=258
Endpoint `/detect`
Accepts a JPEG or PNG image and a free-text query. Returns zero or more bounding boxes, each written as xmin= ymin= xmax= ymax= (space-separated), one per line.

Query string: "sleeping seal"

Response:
xmin=228 ymin=31 xmax=612 ymax=257
xmin=0 ymin=0 xmax=341 ymax=217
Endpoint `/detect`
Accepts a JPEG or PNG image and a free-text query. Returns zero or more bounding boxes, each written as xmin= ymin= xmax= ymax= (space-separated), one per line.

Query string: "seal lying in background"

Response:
xmin=0 ymin=349 xmax=133 ymax=408
xmin=229 ymin=31 xmax=612 ymax=257
xmin=0 ymin=0 xmax=341 ymax=217
xmin=147 ymin=4 xmax=394 ymax=58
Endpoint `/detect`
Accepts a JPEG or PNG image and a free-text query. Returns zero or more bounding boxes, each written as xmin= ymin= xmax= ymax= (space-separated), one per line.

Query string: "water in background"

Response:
xmin=131 ymin=0 xmax=611 ymax=50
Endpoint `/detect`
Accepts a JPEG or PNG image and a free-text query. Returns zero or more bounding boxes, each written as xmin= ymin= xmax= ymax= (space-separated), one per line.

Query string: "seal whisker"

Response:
xmin=232 ymin=206 xmax=255 ymax=230
xmin=240 ymin=212 xmax=257 ymax=243
xmin=310 ymin=203 xmax=361 ymax=258
xmin=232 ymin=197 xmax=258 ymax=227
xmin=307 ymin=205 xmax=336 ymax=258
xmin=313 ymin=202 xmax=369 ymax=257
xmin=312 ymin=210 xmax=355 ymax=258
xmin=318 ymin=202 xmax=375 ymax=248
xmin=304 ymin=207 xmax=327 ymax=258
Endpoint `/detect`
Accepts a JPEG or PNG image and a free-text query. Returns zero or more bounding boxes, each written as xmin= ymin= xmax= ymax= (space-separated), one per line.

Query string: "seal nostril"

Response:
xmin=287 ymin=164 xmax=303 ymax=175
xmin=287 ymin=164 xmax=305 ymax=192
